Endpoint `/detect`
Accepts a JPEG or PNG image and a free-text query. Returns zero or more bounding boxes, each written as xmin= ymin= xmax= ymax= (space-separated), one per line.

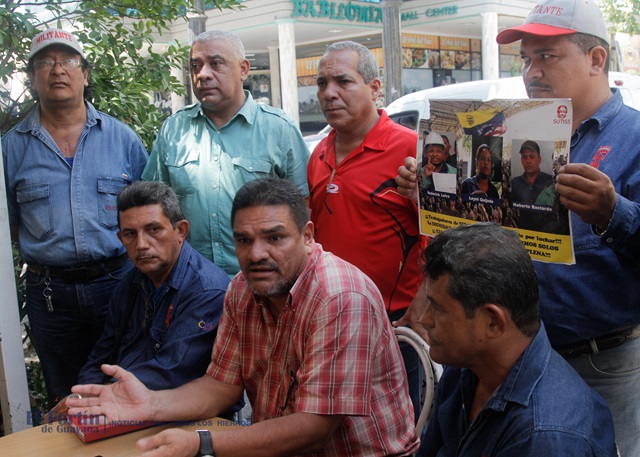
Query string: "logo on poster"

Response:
xmin=557 ymin=105 xmax=568 ymax=119
xmin=554 ymin=104 xmax=570 ymax=124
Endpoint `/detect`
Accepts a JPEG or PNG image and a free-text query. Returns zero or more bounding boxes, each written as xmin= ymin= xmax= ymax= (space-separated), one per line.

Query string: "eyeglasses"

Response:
xmin=34 ymin=58 xmax=82 ymax=71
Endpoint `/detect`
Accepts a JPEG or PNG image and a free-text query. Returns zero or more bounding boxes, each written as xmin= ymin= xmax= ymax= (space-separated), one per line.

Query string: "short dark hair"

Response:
xmin=231 ymin=178 xmax=309 ymax=231
xmin=422 ymin=223 xmax=540 ymax=336
xmin=117 ymin=181 xmax=185 ymax=228
xmin=519 ymin=140 xmax=540 ymax=156
xmin=565 ymin=32 xmax=610 ymax=74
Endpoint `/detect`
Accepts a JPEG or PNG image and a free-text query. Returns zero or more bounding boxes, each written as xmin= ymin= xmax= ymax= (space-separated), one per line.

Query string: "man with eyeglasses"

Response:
xmin=2 ymin=28 xmax=147 ymax=409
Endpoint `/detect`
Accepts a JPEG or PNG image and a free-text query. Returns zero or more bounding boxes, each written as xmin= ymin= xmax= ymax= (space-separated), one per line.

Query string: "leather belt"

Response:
xmin=554 ymin=325 xmax=640 ymax=358
xmin=27 ymin=254 xmax=128 ymax=283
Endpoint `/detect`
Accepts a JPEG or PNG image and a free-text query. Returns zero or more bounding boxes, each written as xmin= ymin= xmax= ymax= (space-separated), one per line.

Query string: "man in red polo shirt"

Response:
xmin=308 ymin=40 xmax=424 ymax=417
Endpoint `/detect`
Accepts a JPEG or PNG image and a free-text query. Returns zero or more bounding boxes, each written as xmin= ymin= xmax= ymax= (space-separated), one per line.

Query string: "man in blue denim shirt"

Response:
xmin=77 ymin=181 xmax=229 ymax=391
xmin=142 ymin=30 xmax=309 ymax=277
xmin=497 ymin=1 xmax=640 ymax=454
xmin=416 ymin=223 xmax=616 ymax=457
xmin=1 ymin=28 xmax=147 ymax=407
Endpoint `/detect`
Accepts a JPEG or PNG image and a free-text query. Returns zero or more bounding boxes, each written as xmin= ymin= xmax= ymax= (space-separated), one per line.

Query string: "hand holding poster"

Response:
xmin=416 ymin=98 xmax=574 ymax=264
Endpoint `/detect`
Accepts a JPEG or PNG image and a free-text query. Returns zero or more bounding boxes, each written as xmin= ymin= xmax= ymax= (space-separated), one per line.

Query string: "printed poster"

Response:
xmin=416 ymin=98 xmax=575 ymax=264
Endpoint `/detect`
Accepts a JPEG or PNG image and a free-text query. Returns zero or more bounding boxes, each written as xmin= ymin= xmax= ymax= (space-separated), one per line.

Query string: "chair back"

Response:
xmin=394 ymin=326 xmax=442 ymax=438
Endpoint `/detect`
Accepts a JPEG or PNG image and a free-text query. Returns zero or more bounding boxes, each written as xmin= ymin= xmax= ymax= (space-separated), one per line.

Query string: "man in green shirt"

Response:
xmin=143 ymin=30 xmax=309 ymax=276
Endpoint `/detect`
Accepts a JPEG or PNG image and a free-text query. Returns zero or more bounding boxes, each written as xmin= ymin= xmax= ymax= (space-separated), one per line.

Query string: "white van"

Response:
xmin=304 ymin=72 xmax=640 ymax=151
xmin=384 ymin=72 xmax=640 ymax=133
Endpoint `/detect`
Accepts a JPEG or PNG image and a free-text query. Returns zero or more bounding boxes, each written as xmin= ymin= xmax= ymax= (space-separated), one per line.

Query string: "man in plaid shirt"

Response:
xmin=69 ymin=178 xmax=419 ymax=457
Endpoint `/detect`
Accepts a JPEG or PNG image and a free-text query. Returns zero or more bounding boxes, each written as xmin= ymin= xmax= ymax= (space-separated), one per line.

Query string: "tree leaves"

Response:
xmin=1 ymin=0 xmax=242 ymax=150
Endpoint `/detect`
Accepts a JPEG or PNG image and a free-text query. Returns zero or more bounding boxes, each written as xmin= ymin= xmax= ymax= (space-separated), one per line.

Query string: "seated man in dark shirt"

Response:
xmin=78 ymin=181 xmax=229 ymax=389
xmin=416 ymin=223 xmax=616 ymax=456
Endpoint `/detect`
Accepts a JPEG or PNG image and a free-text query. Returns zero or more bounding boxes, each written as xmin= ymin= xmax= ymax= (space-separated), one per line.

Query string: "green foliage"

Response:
xmin=601 ymin=0 xmax=640 ymax=35
xmin=26 ymin=360 xmax=48 ymax=425
xmin=0 ymin=0 xmax=242 ymax=150
xmin=1 ymin=0 xmax=241 ymax=422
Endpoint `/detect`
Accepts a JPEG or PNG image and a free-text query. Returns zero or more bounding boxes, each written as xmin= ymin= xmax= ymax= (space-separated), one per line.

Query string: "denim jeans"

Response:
xmin=566 ymin=335 xmax=640 ymax=457
xmin=26 ymin=262 xmax=133 ymax=409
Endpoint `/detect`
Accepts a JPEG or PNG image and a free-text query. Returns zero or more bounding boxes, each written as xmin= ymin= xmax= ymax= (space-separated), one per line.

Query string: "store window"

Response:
xmin=244 ymin=52 xmax=271 ymax=105
xmin=499 ymin=42 xmax=522 ymax=78
xmin=401 ymin=34 xmax=482 ymax=93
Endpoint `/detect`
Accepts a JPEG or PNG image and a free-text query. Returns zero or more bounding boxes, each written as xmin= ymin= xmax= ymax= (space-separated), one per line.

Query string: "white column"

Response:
xmin=481 ymin=12 xmax=500 ymax=80
xmin=171 ymin=65 xmax=187 ymax=112
xmin=0 ymin=142 xmax=31 ymax=434
xmin=276 ymin=19 xmax=299 ymax=125
xmin=268 ymin=46 xmax=282 ymax=109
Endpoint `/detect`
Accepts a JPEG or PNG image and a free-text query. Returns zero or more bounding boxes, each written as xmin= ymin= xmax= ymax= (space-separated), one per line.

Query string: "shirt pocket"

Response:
xmin=165 ymin=150 xmax=199 ymax=198
xmin=231 ymin=157 xmax=274 ymax=180
xmin=150 ymin=326 xmax=167 ymax=353
xmin=16 ymin=183 xmax=53 ymax=240
xmin=98 ymin=177 xmax=128 ymax=229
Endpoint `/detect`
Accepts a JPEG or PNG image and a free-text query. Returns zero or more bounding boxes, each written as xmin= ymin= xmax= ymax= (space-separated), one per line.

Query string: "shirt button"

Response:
xmin=213 ymin=184 xmax=218 ymax=189
xmin=212 ymin=213 xmax=217 ymax=218
xmin=215 ymin=242 xmax=219 ymax=247
xmin=213 ymin=156 xmax=219 ymax=161
xmin=606 ymin=237 xmax=613 ymax=243
xmin=249 ymin=166 xmax=253 ymax=171
xmin=155 ymin=343 xmax=160 ymax=349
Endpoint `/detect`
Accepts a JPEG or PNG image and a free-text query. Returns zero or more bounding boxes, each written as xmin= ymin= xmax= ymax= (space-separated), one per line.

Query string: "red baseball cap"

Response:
xmin=496 ymin=0 xmax=609 ymax=45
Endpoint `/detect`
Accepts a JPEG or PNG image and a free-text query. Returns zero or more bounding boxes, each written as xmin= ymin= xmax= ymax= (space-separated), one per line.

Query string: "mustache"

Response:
xmin=247 ymin=260 xmax=280 ymax=271
xmin=527 ymin=81 xmax=551 ymax=91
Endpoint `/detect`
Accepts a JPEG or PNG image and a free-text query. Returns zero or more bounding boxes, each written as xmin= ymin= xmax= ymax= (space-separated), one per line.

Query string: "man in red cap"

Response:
xmin=2 ymin=28 xmax=148 ymax=408
xmin=397 ymin=1 xmax=640 ymax=454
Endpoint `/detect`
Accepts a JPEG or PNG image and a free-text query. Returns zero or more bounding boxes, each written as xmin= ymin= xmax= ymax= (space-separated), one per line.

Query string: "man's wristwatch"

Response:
xmin=196 ymin=430 xmax=216 ymax=457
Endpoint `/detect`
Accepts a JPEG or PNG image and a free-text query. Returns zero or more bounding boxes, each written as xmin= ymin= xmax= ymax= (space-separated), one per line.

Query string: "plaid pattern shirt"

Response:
xmin=207 ymin=243 xmax=418 ymax=456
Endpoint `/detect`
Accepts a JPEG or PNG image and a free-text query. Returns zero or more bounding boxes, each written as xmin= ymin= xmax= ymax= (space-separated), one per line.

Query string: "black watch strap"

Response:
xmin=196 ymin=429 xmax=215 ymax=457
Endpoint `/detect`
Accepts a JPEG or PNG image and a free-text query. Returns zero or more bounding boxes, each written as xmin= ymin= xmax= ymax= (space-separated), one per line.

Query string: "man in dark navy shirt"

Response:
xmin=78 ymin=181 xmax=229 ymax=390
xmin=416 ymin=223 xmax=616 ymax=457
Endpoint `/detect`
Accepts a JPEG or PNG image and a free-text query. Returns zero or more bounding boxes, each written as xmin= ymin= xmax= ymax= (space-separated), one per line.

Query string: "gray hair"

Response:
xmin=323 ymin=41 xmax=379 ymax=83
xmin=193 ymin=30 xmax=245 ymax=60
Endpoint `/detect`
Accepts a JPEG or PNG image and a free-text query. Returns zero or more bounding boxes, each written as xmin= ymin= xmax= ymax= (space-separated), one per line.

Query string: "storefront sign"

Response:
xmin=297 ymin=56 xmax=323 ymax=78
xmin=402 ymin=33 xmax=439 ymax=50
xmin=425 ymin=6 xmax=458 ymax=17
xmin=297 ymin=48 xmax=384 ymax=79
xmin=440 ymin=36 xmax=469 ymax=51
xmin=291 ymin=0 xmax=383 ymax=23
xmin=401 ymin=11 xmax=418 ymax=21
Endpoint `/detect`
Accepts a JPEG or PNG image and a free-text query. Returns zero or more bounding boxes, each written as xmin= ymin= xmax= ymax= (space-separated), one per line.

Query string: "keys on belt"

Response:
xmin=27 ymin=254 xmax=128 ymax=313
